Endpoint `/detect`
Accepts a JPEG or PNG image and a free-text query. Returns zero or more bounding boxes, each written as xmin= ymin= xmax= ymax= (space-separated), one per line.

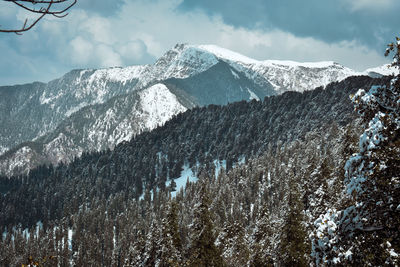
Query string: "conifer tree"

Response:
xmin=217 ymin=221 xmax=250 ymax=266
xmin=250 ymin=204 xmax=274 ymax=267
xmin=312 ymin=35 xmax=400 ymax=265
xmin=158 ymin=200 xmax=183 ymax=267
xmin=279 ymin=174 xmax=309 ymax=266
xmin=125 ymin=226 xmax=146 ymax=267
xmin=189 ymin=181 xmax=224 ymax=266
xmin=339 ymin=35 xmax=400 ymax=265
xmin=144 ymin=219 xmax=161 ymax=266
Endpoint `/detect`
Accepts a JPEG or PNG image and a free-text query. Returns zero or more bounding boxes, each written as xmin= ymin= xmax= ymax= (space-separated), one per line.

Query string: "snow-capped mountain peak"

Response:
xmin=181 ymin=44 xmax=358 ymax=92
xmin=142 ymin=43 xmax=218 ymax=84
xmin=111 ymin=43 xmax=393 ymax=94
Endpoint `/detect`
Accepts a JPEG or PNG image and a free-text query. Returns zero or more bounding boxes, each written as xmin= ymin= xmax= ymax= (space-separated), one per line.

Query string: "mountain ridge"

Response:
xmin=0 ymin=44 xmax=397 ymax=175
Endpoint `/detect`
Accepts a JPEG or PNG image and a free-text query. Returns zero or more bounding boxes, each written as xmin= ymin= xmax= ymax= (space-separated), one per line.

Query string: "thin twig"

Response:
xmin=0 ymin=0 xmax=77 ymax=34
xmin=10 ymin=0 xmax=76 ymax=15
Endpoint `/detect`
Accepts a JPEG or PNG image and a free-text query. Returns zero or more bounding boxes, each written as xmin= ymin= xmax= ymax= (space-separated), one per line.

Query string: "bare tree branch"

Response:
xmin=0 ymin=0 xmax=77 ymax=34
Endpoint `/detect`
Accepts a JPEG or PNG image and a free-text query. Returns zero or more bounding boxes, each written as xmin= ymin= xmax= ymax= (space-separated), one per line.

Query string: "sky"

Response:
xmin=0 ymin=0 xmax=399 ymax=86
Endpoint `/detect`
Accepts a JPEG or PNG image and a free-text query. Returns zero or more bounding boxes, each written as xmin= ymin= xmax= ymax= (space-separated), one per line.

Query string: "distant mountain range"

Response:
xmin=0 ymin=43 xmax=397 ymax=176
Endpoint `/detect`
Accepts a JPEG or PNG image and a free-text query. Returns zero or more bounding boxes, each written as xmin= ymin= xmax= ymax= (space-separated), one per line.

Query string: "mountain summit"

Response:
xmin=143 ymin=44 xmax=362 ymax=93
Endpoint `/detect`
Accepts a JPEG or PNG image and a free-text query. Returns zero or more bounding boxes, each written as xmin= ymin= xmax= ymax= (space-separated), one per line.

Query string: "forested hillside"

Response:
xmin=0 ymin=122 xmax=358 ymax=266
xmin=0 ymin=76 xmax=384 ymax=227
xmin=1 ymin=74 xmax=397 ymax=265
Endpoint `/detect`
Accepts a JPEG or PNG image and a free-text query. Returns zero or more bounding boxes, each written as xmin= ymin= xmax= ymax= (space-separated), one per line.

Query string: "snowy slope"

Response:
xmin=138 ymin=44 xmax=218 ymax=87
xmin=0 ymin=43 xmax=395 ymax=176
xmin=0 ymin=66 xmax=147 ymax=154
xmin=139 ymin=83 xmax=188 ymax=129
xmin=0 ymin=84 xmax=187 ymax=176
xmin=364 ymin=64 xmax=399 ymax=77
xmin=197 ymin=44 xmax=359 ymax=93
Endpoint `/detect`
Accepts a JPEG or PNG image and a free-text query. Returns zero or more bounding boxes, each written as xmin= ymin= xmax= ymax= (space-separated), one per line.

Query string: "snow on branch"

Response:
xmin=0 ymin=0 xmax=77 ymax=34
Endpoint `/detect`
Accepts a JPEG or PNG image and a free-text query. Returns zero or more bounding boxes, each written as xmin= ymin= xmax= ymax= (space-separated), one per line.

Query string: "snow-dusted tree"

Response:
xmin=188 ymin=181 xmax=224 ymax=266
xmin=279 ymin=174 xmax=309 ymax=266
xmin=217 ymin=221 xmax=250 ymax=266
xmin=312 ymin=36 xmax=400 ymax=265
xmin=144 ymin=219 xmax=161 ymax=266
xmin=249 ymin=205 xmax=274 ymax=266
xmin=158 ymin=200 xmax=183 ymax=267
xmin=124 ymin=225 xmax=146 ymax=267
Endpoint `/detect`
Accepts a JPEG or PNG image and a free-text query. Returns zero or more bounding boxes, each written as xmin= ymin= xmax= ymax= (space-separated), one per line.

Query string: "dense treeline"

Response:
xmin=0 ymin=75 xmax=395 ymax=265
xmin=0 ymin=121 xmax=359 ymax=266
xmin=0 ymin=76 xmax=386 ymax=230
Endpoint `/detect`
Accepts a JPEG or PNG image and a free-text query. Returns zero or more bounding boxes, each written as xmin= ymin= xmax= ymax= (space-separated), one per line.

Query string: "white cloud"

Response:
xmin=80 ymin=16 xmax=114 ymax=45
xmin=94 ymin=44 xmax=123 ymax=67
xmin=0 ymin=0 xmax=391 ymax=85
xmin=103 ymin=0 xmax=387 ymax=71
xmin=70 ymin=36 xmax=94 ymax=65
xmin=343 ymin=0 xmax=397 ymax=12
xmin=220 ymin=28 xmax=388 ymax=71
xmin=68 ymin=36 xmax=122 ymax=67
xmin=117 ymin=40 xmax=150 ymax=64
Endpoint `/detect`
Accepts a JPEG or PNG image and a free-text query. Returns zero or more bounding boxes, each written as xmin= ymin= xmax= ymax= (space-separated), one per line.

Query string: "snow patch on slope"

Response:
xmin=247 ymin=88 xmax=260 ymax=100
xmin=230 ymin=69 xmax=240 ymax=79
xmin=139 ymin=83 xmax=187 ymax=129
xmin=198 ymin=44 xmax=258 ymax=64
xmin=166 ymin=164 xmax=198 ymax=198
xmin=86 ymin=66 xmax=147 ymax=85
xmin=43 ymin=133 xmax=83 ymax=165
xmin=65 ymin=102 xmax=88 ymax=117
xmin=213 ymin=159 xmax=227 ymax=179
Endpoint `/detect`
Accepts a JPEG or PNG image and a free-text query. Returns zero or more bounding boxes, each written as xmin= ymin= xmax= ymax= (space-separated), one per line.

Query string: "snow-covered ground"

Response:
xmin=166 ymin=163 xmax=198 ymax=198
xmin=139 ymin=158 xmax=248 ymax=199
xmin=68 ymin=228 xmax=73 ymax=250
xmin=2 ymin=221 xmax=44 ymax=241
xmin=213 ymin=159 xmax=227 ymax=179
xmin=2 ymin=229 xmax=6 ymax=241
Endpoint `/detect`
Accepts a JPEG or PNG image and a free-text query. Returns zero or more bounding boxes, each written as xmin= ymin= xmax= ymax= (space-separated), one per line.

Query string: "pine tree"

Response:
xmin=217 ymin=221 xmax=250 ymax=266
xmin=339 ymin=35 xmax=400 ymax=265
xmin=144 ymin=219 xmax=161 ymax=267
xmin=279 ymin=174 xmax=309 ymax=266
xmin=189 ymin=181 xmax=224 ymax=266
xmin=312 ymin=36 xmax=400 ymax=265
xmin=125 ymin=225 xmax=146 ymax=267
xmin=250 ymin=204 xmax=273 ymax=267
xmin=158 ymin=200 xmax=183 ymax=267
